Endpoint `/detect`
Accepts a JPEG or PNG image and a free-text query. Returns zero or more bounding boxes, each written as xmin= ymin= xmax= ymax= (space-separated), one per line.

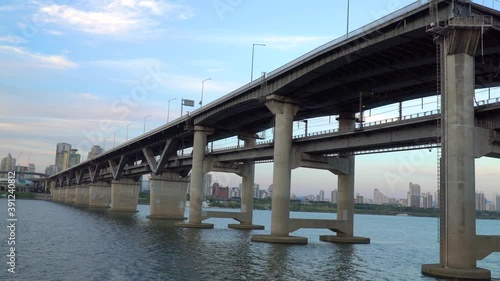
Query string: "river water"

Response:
xmin=0 ymin=199 xmax=499 ymax=281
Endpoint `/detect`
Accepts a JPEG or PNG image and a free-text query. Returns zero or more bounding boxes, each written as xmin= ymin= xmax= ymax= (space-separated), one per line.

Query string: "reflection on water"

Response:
xmin=0 ymin=200 xmax=498 ymax=281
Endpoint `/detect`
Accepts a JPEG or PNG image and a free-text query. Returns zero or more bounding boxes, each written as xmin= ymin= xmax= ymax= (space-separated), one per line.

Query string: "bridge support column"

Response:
xmin=229 ymin=137 xmax=265 ymax=230
xmin=177 ymin=126 xmax=214 ymax=228
xmin=65 ymin=186 xmax=76 ymax=204
xmin=422 ymin=28 xmax=492 ymax=280
xmin=110 ymin=178 xmax=139 ymax=213
xmin=148 ymin=172 xmax=188 ymax=220
xmin=75 ymin=184 xmax=89 ymax=207
xmin=252 ymin=95 xmax=306 ymax=244
xmin=89 ymin=181 xmax=111 ymax=208
xmin=320 ymin=113 xmax=370 ymax=244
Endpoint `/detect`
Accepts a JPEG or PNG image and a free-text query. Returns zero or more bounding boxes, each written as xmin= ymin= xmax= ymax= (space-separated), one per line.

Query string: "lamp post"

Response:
xmin=251 ymin=43 xmax=265 ymax=81
xmin=113 ymin=131 xmax=119 ymax=148
xmin=167 ymin=98 xmax=176 ymax=122
xmin=143 ymin=114 xmax=151 ymax=134
xmin=126 ymin=123 xmax=134 ymax=141
xmin=199 ymin=78 xmax=211 ymax=107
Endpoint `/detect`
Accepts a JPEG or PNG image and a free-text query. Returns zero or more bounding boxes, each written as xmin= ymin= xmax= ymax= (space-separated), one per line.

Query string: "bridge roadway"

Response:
xmin=46 ymin=1 xmax=500 ymax=279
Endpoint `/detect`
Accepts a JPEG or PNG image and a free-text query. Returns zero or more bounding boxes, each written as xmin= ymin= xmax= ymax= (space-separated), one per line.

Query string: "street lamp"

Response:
xmin=251 ymin=43 xmax=265 ymax=81
xmin=113 ymin=131 xmax=119 ymax=148
xmin=199 ymin=78 xmax=211 ymax=107
xmin=126 ymin=123 xmax=134 ymax=141
xmin=143 ymin=114 xmax=151 ymax=134
xmin=167 ymin=98 xmax=176 ymax=122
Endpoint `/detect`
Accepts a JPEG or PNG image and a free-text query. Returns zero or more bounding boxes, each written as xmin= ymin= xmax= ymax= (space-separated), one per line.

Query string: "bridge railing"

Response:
xmin=210 ymin=98 xmax=500 ymax=153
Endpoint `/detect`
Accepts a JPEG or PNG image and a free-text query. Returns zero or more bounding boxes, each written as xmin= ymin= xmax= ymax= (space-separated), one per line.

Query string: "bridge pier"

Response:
xmin=252 ymin=95 xmax=306 ymax=244
xmin=147 ymin=172 xmax=188 ymax=220
xmin=65 ymin=186 xmax=76 ymax=204
xmin=422 ymin=28 xmax=498 ymax=280
xmin=75 ymin=184 xmax=89 ymax=207
xmin=177 ymin=126 xmax=215 ymax=228
xmin=228 ymin=138 xmax=265 ymax=230
xmin=320 ymin=113 xmax=370 ymax=244
xmin=88 ymin=181 xmax=111 ymax=208
xmin=110 ymin=178 xmax=139 ymax=213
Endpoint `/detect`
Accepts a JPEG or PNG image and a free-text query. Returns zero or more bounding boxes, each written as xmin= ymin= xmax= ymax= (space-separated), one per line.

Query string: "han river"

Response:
xmin=0 ymin=199 xmax=499 ymax=280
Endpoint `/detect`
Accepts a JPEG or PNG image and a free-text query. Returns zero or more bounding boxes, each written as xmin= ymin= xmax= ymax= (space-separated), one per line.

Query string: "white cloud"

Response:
xmin=0 ymin=45 xmax=76 ymax=69
xmin=77 ymin=93 xmax=99 ymax=100
xmin=0 ymin=35 xmax=27 ymax=44
xmin=38 ymin=1 xmax=194 ymax=36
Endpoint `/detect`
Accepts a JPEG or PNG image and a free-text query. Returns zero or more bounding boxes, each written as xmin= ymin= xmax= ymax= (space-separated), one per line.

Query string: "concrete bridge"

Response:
xmin=45 ymin=0 xmax=500 ymax=279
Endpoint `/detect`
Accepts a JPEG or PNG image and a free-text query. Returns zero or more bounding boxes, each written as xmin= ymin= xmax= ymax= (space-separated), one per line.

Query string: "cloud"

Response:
xmin=0 ymin=35 xmax=27 ymax=44
xmin=38 ymin=1 xmax=194 ymax=36
xmin=0 ymin=45 xmax=76 ymax=69
xmin=77 ymin=93 xmax=99 ymax=100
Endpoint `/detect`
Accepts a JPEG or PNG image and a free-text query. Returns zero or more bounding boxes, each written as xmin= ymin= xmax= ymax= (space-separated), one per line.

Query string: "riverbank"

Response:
xmin=136 ymin=194 xmax=500 ymax=220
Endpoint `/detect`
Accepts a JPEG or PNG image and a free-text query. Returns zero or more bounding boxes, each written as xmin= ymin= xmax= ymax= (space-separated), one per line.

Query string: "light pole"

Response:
xmin=113 ymin=131 xmax=119 ymax=148
xmin=126 ymin=123 xmax=134 ymax=141
xmin=143 ymin=114 xmax=151 ymax=134
xmin=251 ymin=43 xmax=265 ymax=81
xmin=167 ymin=98 xmax=176 ymax=122
xmin=199 ymin=78 xmax=211 ymax=107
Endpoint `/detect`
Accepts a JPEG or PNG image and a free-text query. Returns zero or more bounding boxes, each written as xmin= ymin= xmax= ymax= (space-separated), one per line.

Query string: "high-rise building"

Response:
xmin=203 ymin=174 xmax=213 ymax=197
xmin=212 ymin=182 xmax=229 ymax=199
xmin=486 ymin=203 xmax=496 ymax=212
xmin=331 ymin=189 xmax=338 ymax=204
xmin=422 ymin=192 xmax=433 ymax=209
xmin=408 ymin=182 xmax=421 ymax=208
xmin=229 ymin=187 xmax=240 ymax=198
xmin=356 ymin=194 xmax=364 ymax=204
xmin=1 ymin=153 xmax=16 ymax=171
xmin=55 ymin=143 xmax=71 ymax=171
xmin=476 ymin=192 xmax=486 ymax=211
xmin=45 ymin=165 xmax=59 ymax=176
xmin=319 ymin=190 xmax=325 ymax=201
xmin=68 ymin=149 xmax=81 ymax=168
xmin=87 ymin=145 xmax=104 ymax=160
xmin=496 ymin=195 xmax=500 ymax=212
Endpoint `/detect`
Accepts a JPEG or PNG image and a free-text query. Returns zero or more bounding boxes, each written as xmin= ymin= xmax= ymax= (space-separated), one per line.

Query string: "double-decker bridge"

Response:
xmin=45 ymin=1 xmax=500 ymax=279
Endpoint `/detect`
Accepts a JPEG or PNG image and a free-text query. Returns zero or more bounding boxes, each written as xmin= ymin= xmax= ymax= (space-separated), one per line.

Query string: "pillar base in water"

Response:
xmin=175 ymin=222 xmax=214 ymax=229
xmin=147 ymin=215 xmax=186 ymax=220
xmin=319 ymin=235 xmax=370 ymax=244
xmin=108 ymin=209 xmax=139 ymax=213
xmin=228 ymin=224 xmax=265 ymax=230
xmin=251 ymin=234 xmax=307 ymax=244
xmin=422 ymin=264 xmax=490 ymax=280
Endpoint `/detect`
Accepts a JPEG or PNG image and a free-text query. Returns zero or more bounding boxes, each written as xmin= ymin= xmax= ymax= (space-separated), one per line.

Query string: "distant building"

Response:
xmin=496 ymin=195 xmax=500 ymax=212
xmin=229 ymin=187 xmax=240 ymax=198
xmin=68 ymin=149 xmax=81 ymax=168
xmin=268 ymin=184 xmax=273 ymax=197
xmin=253 ymin=186 xmax=260 ymax=199
xmin=408 ymin=182 xmax=421 ymax=208
xmin=212 ymin=182 xmax=229 ymax=199
xmin=486 ymin=202 xmax=496 ymax=212
xmin=356 ymin=194 xmax=364 ymax=204
xmin=319 ymin=190 xmax=325 ymax=201
xmin=422 ymin=192 xmax=433 ymax=209
xmin=476 ymin=192 xmax=486 ymax=211
xmin=203 ymin=174 xmax=212 ymax=197
xmin=331 ymin=189 xmax=338 ymax=204
xmin=1 ymin=153 xmax=16 ymax=171
xmin=87 ymin=145 xmax=104 ymax=160
xmin=55 ymin=143 xmax=71 ymax=171
xmin=45 ymin=165 xmax=59 ymax=176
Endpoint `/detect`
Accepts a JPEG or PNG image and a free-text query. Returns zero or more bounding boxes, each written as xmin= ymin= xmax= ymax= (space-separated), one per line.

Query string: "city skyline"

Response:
xmin=1 ymin=0 xmax=499 ymax=200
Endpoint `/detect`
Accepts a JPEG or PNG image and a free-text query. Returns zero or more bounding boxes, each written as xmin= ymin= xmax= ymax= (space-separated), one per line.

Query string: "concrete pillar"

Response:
xmin=50 ymin=182 xmax=57 ymax=201
xmin=89 ymin=181 xmax=111 ymax=208
xmin=177 ymin=126 xmax=214 ymax=228
xmin=65 ymin=186 xmax=76 ymax=204
xmin=59 ymin=187 xmax=67 ymax=202
xmin=422 ymin=29 xmax=490 ymax=279
xmin=75 ymin=184 xmax=89 ymax=207
xmin=148 ymin=172 xmax=188 ymax=220
xmin=110 ymin=178 xmax=139 ymax=212
xmin=229 ymin=137 xmax=265 ymax=230
xmin=252 ymin=95 xmax=306 ymax=244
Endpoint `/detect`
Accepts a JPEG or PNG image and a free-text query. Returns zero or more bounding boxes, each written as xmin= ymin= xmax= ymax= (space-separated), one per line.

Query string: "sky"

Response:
xmin=0 ymin=0 xmax=499 ymax=201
